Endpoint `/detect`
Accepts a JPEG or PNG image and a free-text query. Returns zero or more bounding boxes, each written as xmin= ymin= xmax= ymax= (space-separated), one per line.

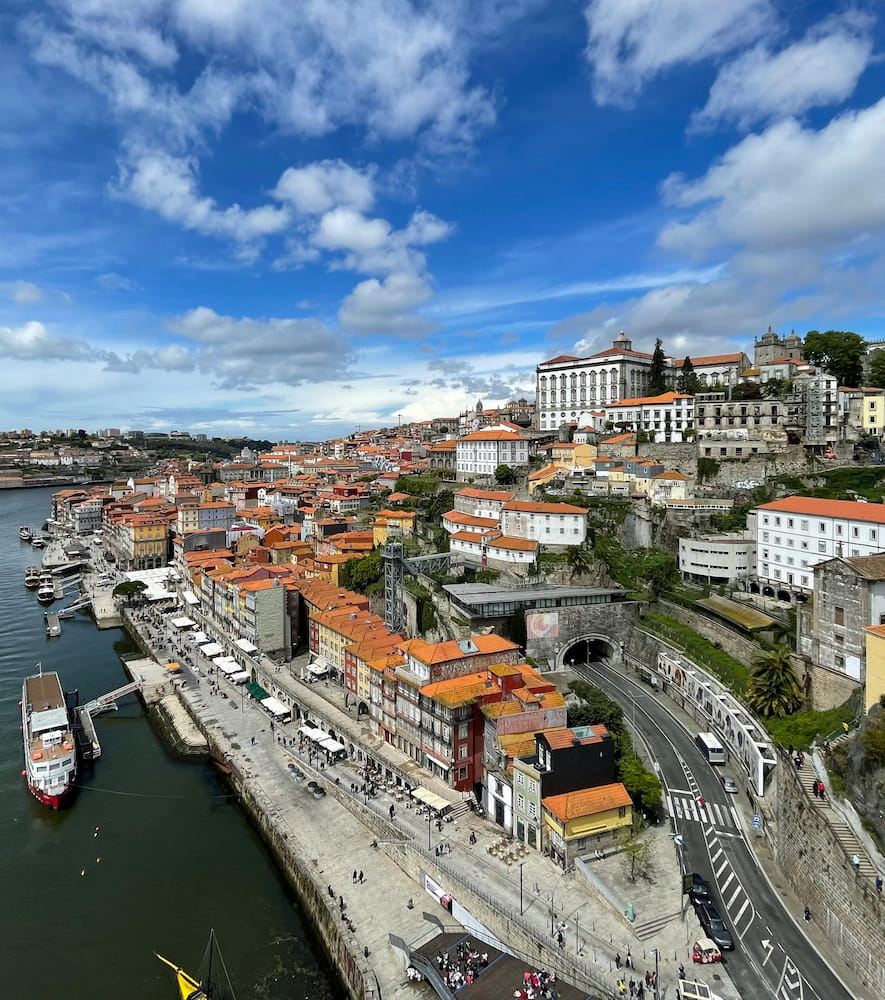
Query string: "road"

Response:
xmin=575 ymin=661 xmax=853 ymax=1000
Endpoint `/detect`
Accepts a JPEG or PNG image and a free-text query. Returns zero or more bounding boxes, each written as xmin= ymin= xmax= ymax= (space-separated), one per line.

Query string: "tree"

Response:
xmin=803 ymin=330 xmax=865 ymax=387
xmin=494 ymin=463 xmax=516 ymax=485
xmin=647 ymin=338 xmax=669 ymax=395
xmin=617 ymin=817 xmax=652 ymax=882
xmin=112 ymin=580 xmax=147 ymax=605
xmin=869 ymin=351 xmax=885 ymax=390
xmin=746 ymin=646 xmax=803 ymax=717
xmin=677 ymin=356 xmax=700 ymax=394
xmin=566 ymin=544 xmax=593 ymax=577
xmin=619 ymin=753 xmax=662 ymax=815
xmin=339 ymin=549 xmax=384 ymax=593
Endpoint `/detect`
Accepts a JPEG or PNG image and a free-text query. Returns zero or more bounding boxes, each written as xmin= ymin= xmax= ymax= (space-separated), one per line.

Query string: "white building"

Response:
xmin=535 ymin=331 xmax=654 ymax=431
xmin=453 ymin=487 xmax=516 ymax=519
xmin=754 ymin=497 xmax=885 ymax=597
xmin=673 ymin=352 xmax=750 ymax=388
xmin=500 ymin=500 xmax=588 ymax=545
xmin=449 ymin=530 xmax=539 ymax=569
xmin=604 ymin=391 xmax=695 ymax=443
xmin=679 ymin=532 xmax=757 ymax=586
xmin=455 ymin=426 xmax=529 ymax=480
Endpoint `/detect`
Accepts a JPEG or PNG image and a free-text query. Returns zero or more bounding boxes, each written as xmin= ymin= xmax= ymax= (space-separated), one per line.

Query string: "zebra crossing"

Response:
xmin=668 ymin=792 xmax=738 ymax=830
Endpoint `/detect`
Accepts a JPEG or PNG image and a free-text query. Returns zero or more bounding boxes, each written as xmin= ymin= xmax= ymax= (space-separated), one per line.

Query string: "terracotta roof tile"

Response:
xmin=543 ymin=783 xmax=633 ymax=821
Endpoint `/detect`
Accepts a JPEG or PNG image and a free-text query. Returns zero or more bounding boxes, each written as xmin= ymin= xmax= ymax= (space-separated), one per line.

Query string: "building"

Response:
xmin=535 ymin=331 xmax=654 ymax=431
xmin=542 ymin=784 xmax=633 ymax=869
xmin=754 ymin=497 xmax=885 ymax=598
xmin=673 ymin=352 xmax=750 ymax=388
xmin=453 ymin=487 xmax=516 ymax=519
xmin=753 ymin=327 xmax=804 ymax=367
xmin=455 ymin=426 xmax=530 ymax=481
xmin=863 ymin=625 xmax=885 ymax=712
xmin=679 ymin=532 xmax=757 ymax=586
xmin=795 ymin=370 xmax=839 ymax=447
xmin=811 ymin=555 xmax=885 ymax=682
xmin=603 ymin=391 xmax=695 ymax=443
xmin=500 ymin=500 xmax=588 ymax=546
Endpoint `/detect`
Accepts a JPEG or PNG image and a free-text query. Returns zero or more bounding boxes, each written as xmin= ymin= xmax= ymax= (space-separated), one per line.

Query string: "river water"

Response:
xmin=0 ymin=487 xmax=339 ymax=1000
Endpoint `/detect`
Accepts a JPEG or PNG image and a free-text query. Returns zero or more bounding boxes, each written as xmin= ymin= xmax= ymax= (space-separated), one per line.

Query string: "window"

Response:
xmin=835 ymin=654 xmax=845 ymax=668
xmin=517 ymin=794 xmax=525 ymax=810
xmin=818 ymin=541 xmax=827 ymax=553
xmin=457 ymin=766 xmax=468 ymax=781
xmin=834 ymin=607 xmax=844 ymax=625
xmin=819 ymin=522 xmax=826 ymax=532
xmin=458 ymin=744 xmax=468 ymax=759
xmin=801 ymin=520 xmax=808 ymax=531
xmin=528 ymin=801 xmax=537 ymax=819
xmin=618 ymin=806 xmax=627 ymax=818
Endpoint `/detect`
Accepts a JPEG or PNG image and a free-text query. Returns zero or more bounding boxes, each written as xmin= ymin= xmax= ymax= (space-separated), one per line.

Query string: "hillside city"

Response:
xmin=11 ymin=325 xmax=885 ymax=992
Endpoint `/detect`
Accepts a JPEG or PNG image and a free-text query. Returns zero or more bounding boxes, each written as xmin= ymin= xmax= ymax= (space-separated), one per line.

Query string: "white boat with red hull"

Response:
xmin=21 ymin=669 xmax=77 ymax=809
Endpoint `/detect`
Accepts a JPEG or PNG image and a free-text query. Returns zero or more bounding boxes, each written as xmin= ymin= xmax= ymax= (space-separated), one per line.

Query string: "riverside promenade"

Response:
xmin=47 ymin=531 xmax=742 ymax=1000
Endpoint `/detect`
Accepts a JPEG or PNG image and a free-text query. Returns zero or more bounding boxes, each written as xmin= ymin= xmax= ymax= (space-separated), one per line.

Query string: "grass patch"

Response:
xmin=763 ymin=699 xmax=854 ymax=751
xmin=639 ymin=610 xmax=749 ymax=694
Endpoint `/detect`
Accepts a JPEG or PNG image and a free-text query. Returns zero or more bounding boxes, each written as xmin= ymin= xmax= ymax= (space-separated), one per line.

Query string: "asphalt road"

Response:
xmin=574 ymin=661 xmax=853 ymax=1000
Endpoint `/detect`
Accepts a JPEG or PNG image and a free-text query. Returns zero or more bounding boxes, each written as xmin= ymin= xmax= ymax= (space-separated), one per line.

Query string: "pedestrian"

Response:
xmin=678 ymin=963 xmax=685 ymax=979
xmin=812 ymin=779 xmax=819 ymax=798
xmin=626 ymin=946 xmax=633 ymax=969
xmin=364 ymin=946 xmax=370 ymax=959
xmin=644 ymin=971 xmax=651 ymax=988
xmin=852 ymin=854 xmax=861 ymax=873
xmin=556 ymin=932 xmax=564 ymax=949
xmin=629 ymin=980 xmax=636 ymax=998
xmin=389 ymin=804 xmax=395 ymax=820
xmin=876 ymin=875 xmax=883 ymax=894
xmin=615 ymin=953 xmax=622 ymax=970
xmin=617 ymin=980 xmax=626 ymax=998
xmin=352 ymin=870 xmax=358 ymax=883
xmin=698 ymin=795 xmax=705 ymax=808
xmin=359 ymin=870 xmax=364 ymax=883
xmin=804 ymin=905 xmax=811 ymax=921
xmin=819 ymin=782 xmax=826 ymax=800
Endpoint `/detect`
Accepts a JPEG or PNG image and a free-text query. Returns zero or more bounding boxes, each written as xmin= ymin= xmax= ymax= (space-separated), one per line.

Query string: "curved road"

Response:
xmin=575 ymin=660 xmax=853 ymax=1000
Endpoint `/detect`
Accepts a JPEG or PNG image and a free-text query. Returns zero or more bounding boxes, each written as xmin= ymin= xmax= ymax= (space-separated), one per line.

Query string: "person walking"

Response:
xmin=615 ymin=953 xmax=622 ymax=970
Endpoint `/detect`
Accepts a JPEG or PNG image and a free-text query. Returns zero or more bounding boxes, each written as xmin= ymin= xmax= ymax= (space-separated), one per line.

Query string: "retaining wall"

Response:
xmin=775 ymin=755 xmax=885 ymax=994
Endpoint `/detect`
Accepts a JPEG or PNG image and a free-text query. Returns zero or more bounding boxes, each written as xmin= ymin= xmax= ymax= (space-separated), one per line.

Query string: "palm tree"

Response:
xmin=747 ymin=645 xmax=803 ymax=717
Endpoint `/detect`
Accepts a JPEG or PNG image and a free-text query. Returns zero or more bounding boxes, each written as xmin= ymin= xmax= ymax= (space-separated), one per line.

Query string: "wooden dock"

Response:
xmin=45 ymin=612 xmax=61 ymax=637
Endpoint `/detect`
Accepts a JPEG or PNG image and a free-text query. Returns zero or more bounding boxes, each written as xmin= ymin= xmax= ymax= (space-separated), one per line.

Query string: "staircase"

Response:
xmin=794 ymin=753 xmax=879 ymax=880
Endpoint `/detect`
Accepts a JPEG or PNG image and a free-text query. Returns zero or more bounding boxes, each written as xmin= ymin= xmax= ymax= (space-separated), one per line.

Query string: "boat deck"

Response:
xmin=24 ymin=674 xmax=74 ymax=761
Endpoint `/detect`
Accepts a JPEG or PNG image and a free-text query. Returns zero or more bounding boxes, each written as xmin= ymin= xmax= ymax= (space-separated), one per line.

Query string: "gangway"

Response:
xmin=58 ymin=597 xmax=92 ymax=618
xmin=74 ymin=681 xmax=142 ymax=761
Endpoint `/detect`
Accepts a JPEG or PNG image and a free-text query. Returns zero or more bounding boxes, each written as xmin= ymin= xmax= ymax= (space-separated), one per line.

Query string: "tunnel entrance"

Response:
xmin=561 ymin=636 xmax=616 ymax=667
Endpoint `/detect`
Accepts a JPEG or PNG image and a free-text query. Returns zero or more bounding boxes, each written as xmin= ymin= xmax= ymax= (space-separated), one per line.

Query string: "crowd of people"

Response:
xmin=512 ymin=967 xmax=558 ymax=1000
xmin=435 ymin=939 xmax=490 ymax=990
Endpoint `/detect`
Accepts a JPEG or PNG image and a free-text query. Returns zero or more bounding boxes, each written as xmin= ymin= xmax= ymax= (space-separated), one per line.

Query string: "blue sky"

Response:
xmin=2 ymin=1 xmax=885 ymax=440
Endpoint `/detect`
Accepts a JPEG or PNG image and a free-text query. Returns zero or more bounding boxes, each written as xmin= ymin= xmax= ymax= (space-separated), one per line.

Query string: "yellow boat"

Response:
xmin=156 ymin=929 xmax=236 ymax=999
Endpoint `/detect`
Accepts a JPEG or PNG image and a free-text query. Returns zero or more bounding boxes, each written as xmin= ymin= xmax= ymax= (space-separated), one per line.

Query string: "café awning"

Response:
xmin=190 ymin=631 xmax=209 ymax=644
xmin=261 ymin=696 xmax=290 ymax=718
xmin=319 ymin=738 xmax=345 ymax=754
xmin=165 ymin=662 xmax=181 ymax=672
xmin=182 ymin=590 xmax=200 ymax=606
xmin=411 ymin=787 xmax=451 ymax=813
xmin=171 ymin=616 xmax=196 ymax=629
xmin=214 ymin=658 xmax=241 ymax=676
xmin=235 ymin=637 xmax=258 ymax=653
xmin=245 ymin=681 xmax=270 ymax=701
xmin=201 ymin=642 xmax=224 ymax=657
xmin=229 ymin=671 xmax=251 ymax=684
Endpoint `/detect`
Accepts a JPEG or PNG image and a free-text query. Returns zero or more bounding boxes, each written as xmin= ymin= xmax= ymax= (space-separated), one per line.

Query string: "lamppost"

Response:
xmin=518 ymin=860 xmax=526 ymax=916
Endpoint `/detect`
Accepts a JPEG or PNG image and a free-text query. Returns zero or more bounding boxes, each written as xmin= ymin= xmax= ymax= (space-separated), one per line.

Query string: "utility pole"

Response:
xmin=518 ymin=861 xmax=526 ymax=915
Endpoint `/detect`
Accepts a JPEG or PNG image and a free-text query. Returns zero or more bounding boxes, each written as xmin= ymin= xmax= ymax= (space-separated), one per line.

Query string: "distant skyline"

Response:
xmin=2 ymin=1 xmax=885 ymax=440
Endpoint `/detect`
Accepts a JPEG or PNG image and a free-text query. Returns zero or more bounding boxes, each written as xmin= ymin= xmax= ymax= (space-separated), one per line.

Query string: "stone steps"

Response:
xmin=634 ymin=910 xmax=682 ymax=941
xmin=796 ymin=761 xmax=878 ymax=879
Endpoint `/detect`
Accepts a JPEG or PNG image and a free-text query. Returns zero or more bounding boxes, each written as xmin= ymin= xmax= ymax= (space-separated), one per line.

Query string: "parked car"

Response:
xmin=697 ymin=903 xmax=734 ymax=950
xmin=684 ymin=873 xmax=712 ymax=906
xmin=722 ymin=776 xmax=738 ymax=794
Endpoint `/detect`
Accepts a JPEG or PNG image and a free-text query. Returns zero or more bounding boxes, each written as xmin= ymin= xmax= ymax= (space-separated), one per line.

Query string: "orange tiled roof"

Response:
xmin=543 ymin=782 xmax=632 ymax=821
xmin=607 ymin=391 xmax=693 ymax=407
xmin=486 ymin=535 xmax=539 ymax=552
xmin=459 ymin=429 xmax=526 ymax=442
xmin=454 ymin=487 xmax=516 ymax=502
xmin=443 ymin=511 xmax=500 ymax=528
xmin=503 ymin=500 xmax=587 ymax=515
xmin=675 ymin=353 xmax=744 ymax=366
xmin=399 ymin=633 xmax=519 ymax=665
xmin=757 ymin=496 xmax=885 ymax=524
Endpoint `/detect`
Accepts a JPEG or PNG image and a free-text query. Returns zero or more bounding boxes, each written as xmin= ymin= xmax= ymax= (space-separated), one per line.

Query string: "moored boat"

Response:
xmin=37 ymin=575 xmax=56 ymax=604
xmin=156 ymin=929 xmax=237 ymax=999
xmin=31 ymin=535 xmax=46 ymax=548
xmin=19 ymin=525 xmax=33 ymax=541
xmin=24 ymin=566 xmax=40 ymax=588
xmin=21 ymin=668 xmax=77 ymax=809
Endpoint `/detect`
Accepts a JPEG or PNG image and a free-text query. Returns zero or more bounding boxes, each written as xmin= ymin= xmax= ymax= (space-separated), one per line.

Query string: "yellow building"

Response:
xmin=542 ymin=783 xmax=633 ymax=868
xmin=119 ymin=514 xmax=169 ymax=570
xmin=372 ymin=509 xmax=417 ymax=545
xmin=864 ymin=624 xmax=885 ymax=712
xmin=863 ymin=388 xmax=885 ymax=435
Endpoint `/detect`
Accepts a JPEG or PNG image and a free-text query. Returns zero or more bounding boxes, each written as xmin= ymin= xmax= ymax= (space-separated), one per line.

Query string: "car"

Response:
xmin=691 ymin=937 xmax=722 ymax=964
xmin=684 ymin=873 xmax=712 ymax=906
xmin=696 ymin=903 xmax=734 ymax=950
xmin=722 ymin=776 xmax=738 ymax=794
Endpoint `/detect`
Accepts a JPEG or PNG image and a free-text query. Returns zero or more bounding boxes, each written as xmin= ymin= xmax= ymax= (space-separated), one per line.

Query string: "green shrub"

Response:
xmin=639 ymin=611 xmax=749 ymax=693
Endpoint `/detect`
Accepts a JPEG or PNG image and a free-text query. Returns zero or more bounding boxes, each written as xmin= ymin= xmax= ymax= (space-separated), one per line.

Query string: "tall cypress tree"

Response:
xmin=678 ymin=356 xmax=699 ymax=394
xmin=647 ymin=338 xmax=668 ymax=395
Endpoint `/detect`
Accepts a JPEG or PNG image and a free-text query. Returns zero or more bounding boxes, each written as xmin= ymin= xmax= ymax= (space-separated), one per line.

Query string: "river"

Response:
xmin=0 ymin=487 xmax=340 ymax=1000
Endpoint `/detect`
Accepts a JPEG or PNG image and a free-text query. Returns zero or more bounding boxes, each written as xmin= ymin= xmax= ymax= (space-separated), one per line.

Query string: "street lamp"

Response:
xmin=518 ymin=860 xmax=526 ymax=915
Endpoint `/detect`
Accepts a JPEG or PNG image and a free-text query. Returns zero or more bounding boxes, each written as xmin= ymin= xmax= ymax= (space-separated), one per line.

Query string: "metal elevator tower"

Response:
xmin=383 ymin=542 xmax=406 ymax=634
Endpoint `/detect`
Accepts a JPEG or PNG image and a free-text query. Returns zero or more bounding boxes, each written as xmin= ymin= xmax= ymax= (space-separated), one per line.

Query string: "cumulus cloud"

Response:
xmin=660 ymin=97 xmax=885 ymax=256
xmin=273 ymin=160 xmax=376 ymax=215
xmin=167 ymin=306 xmax=354 ymax=388
xmin=114 ymin=151 xmax=291 ymax=251
xmin=339 ymin=273 xmax=438 ymax=337
xmin=691 ymin=13 xmax=874 ymax=132
xmin=2 ymin=280 xmax=43 ymax=304
xmin=0 ymin=320 xmax=92 ymax=360
xmin=584 ymin=0 xmax=774 ymax=106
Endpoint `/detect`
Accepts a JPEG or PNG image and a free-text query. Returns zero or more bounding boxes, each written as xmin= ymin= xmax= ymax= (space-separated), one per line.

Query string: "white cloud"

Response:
xmin=2 ymin=280 xmax=43 ymax=304
xmin=339 ymin=273 xmax=437 ymax=336
xmin=167 ymin=306 xmax=353 ymax=387
xmin=691 ymin=13 xmax=874 ymax=132
xmin=314 ymin=208 xmax=392 ymax=253
xmin=0 ymin=320 xmax=91 ymax=360
xmin=584 ymin=0 xmax=775 ymax=106
xmin=115 ymin=151 xmax=291 ymax=248
xmin=96 ymin=272 xmax=139 ymax=292
xmin=273 ymin=160 xmax=376 ymax=215
xmin=660 ymin=97 xmax=885 ymax=256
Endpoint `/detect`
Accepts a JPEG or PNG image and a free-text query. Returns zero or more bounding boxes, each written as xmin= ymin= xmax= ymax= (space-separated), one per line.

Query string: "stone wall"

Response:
xmin=807 ymin=661 xmax=861 ymax=712
xmin=775 ymin=753 xmax=885 ymax=995
xmin=526 ymin=601 xmax=641 ymax=670
xmin=655 ymin=598 xmax=759 ymax=666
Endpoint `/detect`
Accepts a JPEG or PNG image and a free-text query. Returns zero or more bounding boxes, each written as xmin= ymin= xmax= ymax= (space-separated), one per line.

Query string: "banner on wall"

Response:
xmin=526 ymin=611 xmax=559 ymax=639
